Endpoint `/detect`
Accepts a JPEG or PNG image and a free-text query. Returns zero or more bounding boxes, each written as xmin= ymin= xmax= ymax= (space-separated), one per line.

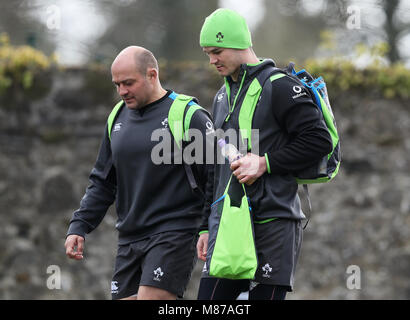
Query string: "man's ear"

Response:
xmin=147 ymin=68 xmax=157 ymax=80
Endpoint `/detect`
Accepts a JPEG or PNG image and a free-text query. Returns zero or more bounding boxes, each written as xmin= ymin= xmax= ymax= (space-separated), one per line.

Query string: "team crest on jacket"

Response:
xmin=161 ymin=117 xmax=168 ymax=130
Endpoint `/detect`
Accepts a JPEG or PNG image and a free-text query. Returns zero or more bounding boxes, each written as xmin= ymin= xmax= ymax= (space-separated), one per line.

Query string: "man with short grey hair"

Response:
xmin=65 ymin=46 xmax=214 ymax=300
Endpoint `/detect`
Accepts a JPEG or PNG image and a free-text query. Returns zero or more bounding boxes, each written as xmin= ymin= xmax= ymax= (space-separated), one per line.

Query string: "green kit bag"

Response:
xmin=207 ymin=174 xmax=258 ymax=279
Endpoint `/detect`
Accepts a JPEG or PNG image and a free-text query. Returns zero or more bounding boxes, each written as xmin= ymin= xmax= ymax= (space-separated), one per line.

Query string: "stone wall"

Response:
xmin=0 ymin=66 xmax=409 ymax=299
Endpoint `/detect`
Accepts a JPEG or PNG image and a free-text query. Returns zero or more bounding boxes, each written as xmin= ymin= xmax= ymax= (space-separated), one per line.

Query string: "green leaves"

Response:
xmin=0 ymin=32 xmax=56 ymax=95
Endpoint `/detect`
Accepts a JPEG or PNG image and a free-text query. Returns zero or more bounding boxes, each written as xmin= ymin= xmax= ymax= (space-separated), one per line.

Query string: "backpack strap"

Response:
xmin=238 ymin=77 xmax=262 ymax=151
xmin=168 ymin=93 xmax=192 ymax=149
xmin=183 ymin=104 xmax=203 ymax=140
xmin=238 ymin=67 xmax=286 ymax=151
xmin=168 ymin=93 xmax=206 ymax=148
xmin=302 ymin=184 xmax=312 ymax=230
xmin=168 ymin=92 xmax=208 ymax=196
xmin=107 ymin=100 xmax=125 ymax=140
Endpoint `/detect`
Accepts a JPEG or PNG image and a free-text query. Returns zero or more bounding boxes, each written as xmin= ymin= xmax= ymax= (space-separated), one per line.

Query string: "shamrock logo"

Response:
xmin=216 ymin=32 xmax=224 ymax=43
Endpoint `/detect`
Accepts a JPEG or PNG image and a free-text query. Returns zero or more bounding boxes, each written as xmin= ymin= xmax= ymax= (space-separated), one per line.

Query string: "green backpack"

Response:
xmin=107 ymin=92 xmax=207 ymax=193
xmin=239 ymin=63 xmax=340 ymax=184
xmin=239 ymin=63 xmax=341 ymax=228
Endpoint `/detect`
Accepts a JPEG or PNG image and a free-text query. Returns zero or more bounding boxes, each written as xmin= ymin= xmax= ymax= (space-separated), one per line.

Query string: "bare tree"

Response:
xmin=383 ymin=0 xmax=401 ymax=63
xmin=261 ymin=0 xmax=409 ymax=64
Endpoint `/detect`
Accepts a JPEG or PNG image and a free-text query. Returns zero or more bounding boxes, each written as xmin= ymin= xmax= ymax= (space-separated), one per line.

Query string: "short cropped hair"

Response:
xmin=135 ymin=49 xmax=158 ymax=75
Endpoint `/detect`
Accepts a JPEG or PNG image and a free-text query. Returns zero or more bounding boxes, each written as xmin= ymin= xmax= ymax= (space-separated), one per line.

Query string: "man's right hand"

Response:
xmin=65 ymin=235 xmax=85 ymax=260
xmin=196 ymin=233 xmax=209 ymax=262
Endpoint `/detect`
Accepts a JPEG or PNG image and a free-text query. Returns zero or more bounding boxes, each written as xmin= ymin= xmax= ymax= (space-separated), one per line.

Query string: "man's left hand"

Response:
xmin=230 ymin=153 xmax=267 ymax=185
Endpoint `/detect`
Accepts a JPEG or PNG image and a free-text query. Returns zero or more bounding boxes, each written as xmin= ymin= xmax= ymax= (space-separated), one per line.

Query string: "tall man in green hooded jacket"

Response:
xmin=196 ymin=8 xmax=333 ymax=300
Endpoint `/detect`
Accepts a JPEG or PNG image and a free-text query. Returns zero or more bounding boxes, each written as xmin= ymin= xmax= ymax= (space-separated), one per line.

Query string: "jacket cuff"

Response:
xmin=199 ymin=230 xmax=209 ymax=235
xmin=66 ymin=221 xmax=89 ymax=239
xmin=265 ymin=151 xmax=288 ymax=175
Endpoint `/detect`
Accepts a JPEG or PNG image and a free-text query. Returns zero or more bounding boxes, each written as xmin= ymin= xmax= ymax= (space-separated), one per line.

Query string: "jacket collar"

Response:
xmin=226 ymin=58 xmax=276 ymax=85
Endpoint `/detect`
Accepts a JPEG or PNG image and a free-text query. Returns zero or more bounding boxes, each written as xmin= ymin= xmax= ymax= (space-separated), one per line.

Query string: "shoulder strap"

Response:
xmin=107 ymin=100 xmax=125 ymax=140
xmin=238 ymin=77 xmax=263 ymax=151
xmin=183 ymin=104 xmax=203 ymax=140
xmin=168 ymin=94 xmax=195 ymax=149
xmin=168 ymin=93 xmax=208 ymax=148
xmin=238 ymin=66 xmax=285 ymax=151
xmin=168 ymin=93 xmax=207 ymax=196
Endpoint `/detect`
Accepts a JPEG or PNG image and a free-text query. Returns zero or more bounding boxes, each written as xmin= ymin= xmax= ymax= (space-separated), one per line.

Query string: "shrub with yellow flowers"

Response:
xmin=0 ymin=33 xmax=57 ymax=103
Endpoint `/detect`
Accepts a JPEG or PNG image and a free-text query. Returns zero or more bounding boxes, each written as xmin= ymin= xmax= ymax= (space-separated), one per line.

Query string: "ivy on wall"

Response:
xmin=1 ymin=31 xmax=409 ymax=104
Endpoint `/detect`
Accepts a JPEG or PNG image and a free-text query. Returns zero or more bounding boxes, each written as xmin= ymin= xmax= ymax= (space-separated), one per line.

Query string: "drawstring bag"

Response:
xmin=207 ymin=174 xmax=258 ymax=279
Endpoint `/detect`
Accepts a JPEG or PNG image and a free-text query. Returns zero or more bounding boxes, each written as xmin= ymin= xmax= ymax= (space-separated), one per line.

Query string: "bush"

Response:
xmin=0 ymin=33 xmax=56 ymax=98
xmin=304 ymin=57 xmax=410 ymax=100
